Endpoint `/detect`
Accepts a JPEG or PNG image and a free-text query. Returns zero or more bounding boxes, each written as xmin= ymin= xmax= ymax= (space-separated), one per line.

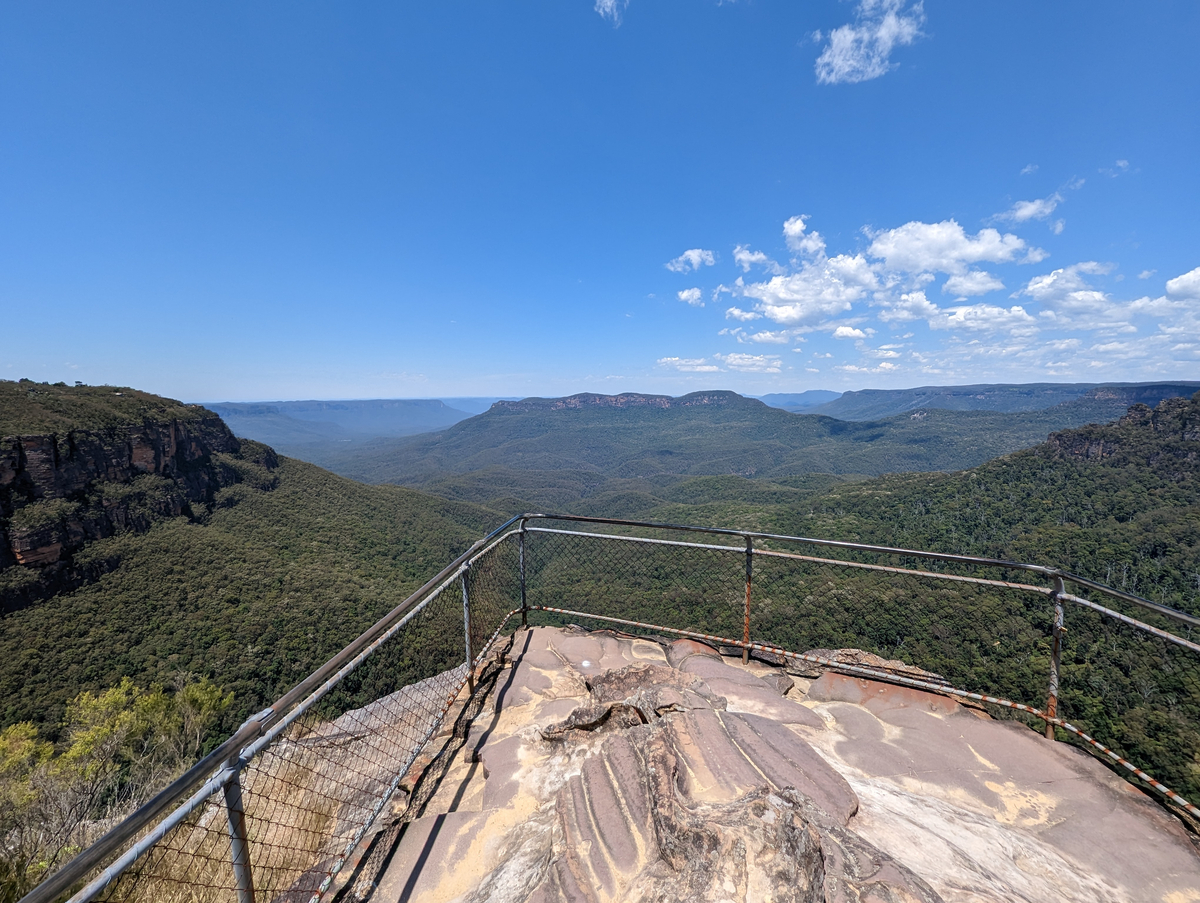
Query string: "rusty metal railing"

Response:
xmin=20 ymin=513 xmax=1200 ymax=903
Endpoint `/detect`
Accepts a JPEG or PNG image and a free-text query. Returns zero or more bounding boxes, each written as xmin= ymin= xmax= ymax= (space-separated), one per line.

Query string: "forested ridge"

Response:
xmin=767 ymin=394 xmax=1200 ymax=612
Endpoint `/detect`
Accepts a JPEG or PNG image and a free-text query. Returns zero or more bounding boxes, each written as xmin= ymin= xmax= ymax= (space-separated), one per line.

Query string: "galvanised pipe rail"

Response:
xmin=527 ymin=528 xmax=1200 ymax=655
xmin=19 ymin=514 xmax=528 ymax=903
xmin=520 ymin=513 xmax=1200 ymax=629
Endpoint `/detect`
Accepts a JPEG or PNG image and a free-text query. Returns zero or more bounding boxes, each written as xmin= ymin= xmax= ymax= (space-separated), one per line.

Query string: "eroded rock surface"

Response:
xmin=366 ymin=627 xmax=1200 ymax=903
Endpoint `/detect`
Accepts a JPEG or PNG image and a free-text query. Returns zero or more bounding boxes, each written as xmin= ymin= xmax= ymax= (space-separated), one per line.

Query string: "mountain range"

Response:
xmin=294 ymin=384 xmax=1199 ymax=515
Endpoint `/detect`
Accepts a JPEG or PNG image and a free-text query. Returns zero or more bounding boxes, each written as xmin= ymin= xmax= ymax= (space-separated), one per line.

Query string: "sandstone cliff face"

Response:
xmin=0 ymin=413 xmax=267 ymax=577
xmin=1043 ymin=391 xmax=1200 ymax=472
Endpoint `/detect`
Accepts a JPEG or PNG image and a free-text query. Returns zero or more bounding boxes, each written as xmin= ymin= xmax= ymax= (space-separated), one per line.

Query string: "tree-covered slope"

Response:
xmin=770 ymin=392 xmax=1200 ymax=612
xmin=0 ymin=454 xmax=498 ymax=736
xmin=806 ymin=381 xmax=1200 ymax=421
xmin=0 ymin=380 xmax=212 ymax=436
xmin=0 ymin=382 xmax=502 ymax=738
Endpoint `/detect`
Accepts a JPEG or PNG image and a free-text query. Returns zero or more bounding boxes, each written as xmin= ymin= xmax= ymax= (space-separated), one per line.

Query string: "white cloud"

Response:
xmin=782 ymin=215 xmax=826 ymax=258
xmin=714 ymin=352 xmax=782 ymax=373
xmin=1166 ymin=266 xmax=1200 ymax=300
xmin=594 ymin=0 xmax=628 ymax=25
xmin=740 ymin=254 xmax=878 ymax=325
xmin=993 ymin=192 xmax=1062 ymax=224
xmin=1101 ymin=159 xmax=1131 ymax=177
xmin=814 ymin=0 xmax=925 ymax=86
xmin=668 ymin=211 xmax=1192 ymax=383
xmin=666 ymin=248 xmax=716 ymax=273
xmin=837 ymin=361 xmax=899 ymax=374
xmin=1051 ymin=219 xmax=1065 ymax=235
xmin=1019 ymin=262 xmax=1114 ymax=313
xmin=746 ymin=330 xmax=793 ymax=344
xmin=1020 ymin=164 xmax=1038 ymax=176
xmin=725 ymin=306 xmax=762 ymax=321
xmin=934 ymin=303 xmax=1037 ymax=334
xmin=943 ymin=270 xmax=1005 ymax=297
xmin=657 ymin=356 xmax=720 ymax=373
xmin=867 ymin=220 xmax=1034 ymax=275
xmin=733 ymin=245 xmax=784 ymax=274
xmin=877 ymin=289 xmax=1035 ymax=335
xmin=677 ymin=287 xmax=704 ymax=307
xmin=1138 ymin=269 xmax=1156 ymax=280
xmin=878 ymin=289 xmax=939 ymax=323
xmin=1128 ymin=294 xmax=1186 ymax=318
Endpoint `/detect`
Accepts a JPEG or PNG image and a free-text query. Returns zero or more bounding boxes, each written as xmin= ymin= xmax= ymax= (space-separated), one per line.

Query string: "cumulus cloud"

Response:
xmin=933 ymin=303 xmax=1037 ymax=334
xmin=876 ymin=289 xmax=1035 ymax=335
xmin=740 ymin=254 xmax=878 ymax=325
xmin=1138 ymin=269 xmax=1156 ymax=280
xmin=814 ymin=0 xmax=925 ymax=85
xmin=745 ymin=330 xmax=793 ymax=344
xmin=714 ymin=352 xmax=782 ymax=373
xmin=719 ymin=326 xmax=804 ymax=345
xmin=992 ymin=193 xmax=1062 ymax=224
xmin=878 ymin=290 xmax=939 ymax=323
xmin=733 ymin=245 xmax=784 ymax=274
xmin=837 ymin=361 xmax=899 ymax=374
xmin=867 ymin=220 xmax=1034 ymax=275
xmin=1166 ymin=265 xmax=1200 ymax=300
xmin=666 ymin=248 xmax=716 ymax=273
xmin=725 ymin=306 xmax=762 ymax=322
xmin=943 ymin=270 xmax=1005 ymax=297
xmin=1019 ymin=262 xmax=1114 ymax=313
xmin=677 ymin=287 xmax=704 ymax=307
xmin=657 ymin=356 xmax=720 ymax=373
xmin=667 ymin=211 xmax=1191 ymax=384
xmin=782 ymin=215 xmax=826 ymax=258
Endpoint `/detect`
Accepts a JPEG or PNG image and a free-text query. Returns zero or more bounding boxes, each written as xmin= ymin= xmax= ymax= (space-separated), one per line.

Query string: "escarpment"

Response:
xmin=1042 ymin=390 xmax=1200 ymax=471
xmin=0 ymin=381 xmax=279 ymax=609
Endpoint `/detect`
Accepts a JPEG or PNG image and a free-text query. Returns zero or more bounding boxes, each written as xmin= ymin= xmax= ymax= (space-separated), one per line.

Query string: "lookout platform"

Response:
xmin=367 ymin=626 xmax=1199 ymax=903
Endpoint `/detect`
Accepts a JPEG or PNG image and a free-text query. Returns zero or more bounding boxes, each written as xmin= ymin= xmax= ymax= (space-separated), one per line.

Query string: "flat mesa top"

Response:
xmin=372 ymin=627 xmax=1199 ymax=903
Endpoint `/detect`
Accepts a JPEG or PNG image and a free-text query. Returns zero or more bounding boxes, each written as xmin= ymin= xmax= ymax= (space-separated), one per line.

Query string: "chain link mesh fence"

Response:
xmin=520 ymin=520 xmax=1200 ymax=813
xmin=65 ymin=531 xmax=523 ymax=903
xmin=1054 ymin=595 xmax=1200 ymax=805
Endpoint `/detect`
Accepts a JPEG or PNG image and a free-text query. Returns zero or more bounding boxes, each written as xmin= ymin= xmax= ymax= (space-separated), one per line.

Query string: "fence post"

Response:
xmin=743 ymin=536 xmax=753 ymax=664
xmin=222 ymin=766 xmax=256 ymax=903
xmin=519 ymin=521 xmax=528 ymax=628
xmin=1045 ymin=575 xmax=1066 ymax=740
xmin=462 ymin=563 xmax=475 ymax=694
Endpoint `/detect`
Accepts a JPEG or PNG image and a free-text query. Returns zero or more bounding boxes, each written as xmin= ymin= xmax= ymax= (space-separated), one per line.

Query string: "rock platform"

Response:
xmin=367 ymin=626 xmax=1200 ymax=903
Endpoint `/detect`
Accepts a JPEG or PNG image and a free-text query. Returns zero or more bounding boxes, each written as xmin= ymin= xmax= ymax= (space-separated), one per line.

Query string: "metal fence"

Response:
xmin=21 ymin=513 xmax=1200 ymax=903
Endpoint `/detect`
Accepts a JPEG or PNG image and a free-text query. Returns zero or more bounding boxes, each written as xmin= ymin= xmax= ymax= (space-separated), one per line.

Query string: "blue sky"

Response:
xmin=2 ymin=1 xmax=1197 ymax=401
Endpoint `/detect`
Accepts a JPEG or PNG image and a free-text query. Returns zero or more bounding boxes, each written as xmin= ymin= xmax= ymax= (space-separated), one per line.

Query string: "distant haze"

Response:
xmin=204 ymin=398 xmax=518 ymax=454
